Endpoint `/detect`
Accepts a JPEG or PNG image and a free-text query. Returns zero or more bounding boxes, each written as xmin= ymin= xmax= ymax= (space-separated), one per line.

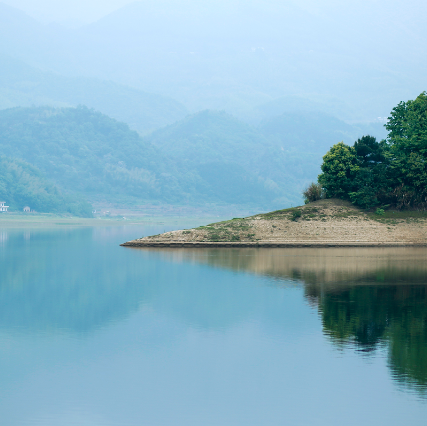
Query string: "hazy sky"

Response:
xmin=2 ymin=0 xmax=420 ymax=26
xmin=1 ymin=0 xmax=137 ymax=24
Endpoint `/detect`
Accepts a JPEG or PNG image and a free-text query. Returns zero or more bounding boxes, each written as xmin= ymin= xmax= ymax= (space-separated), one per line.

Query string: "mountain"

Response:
xmin=1 ymin=1 xmax=425 ymax=120
xmin=0 ymin=106 xmax=172 ymax=200
xmin=0 ymin=54 xmax=188 ymax=135
xmin=0 ymin=106 xmax=391 ymax=212
xmin=146 ymin=109 xmax=388 ymax=204
xmin=145 ymin=110 xmax=289 ymax=205
xmin=258 ymin=111 xmax=388 ymax=154
xmin=239 ymin=95 xmax=358 ymax=124
xmin=0 ymin=156 xmax=92 ymax=216
xmin=0 ymin=106 xmax=291 ymax=208
xmin=146 ymin=110 xmax=269 ymax=166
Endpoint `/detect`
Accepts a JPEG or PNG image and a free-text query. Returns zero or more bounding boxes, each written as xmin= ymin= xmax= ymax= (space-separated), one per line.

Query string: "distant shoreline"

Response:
xmin=0 ymin=213 xmax=224 ymax=229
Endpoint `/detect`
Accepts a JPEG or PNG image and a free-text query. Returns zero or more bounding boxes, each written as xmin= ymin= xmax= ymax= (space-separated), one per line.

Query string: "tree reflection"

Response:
xmin=158 ymin=247 xmax=427 ymax=395
xmin=2 ymin=237 xmax=427 ymax=396
xmin=306 ymin=284 xmax=427 ymax=392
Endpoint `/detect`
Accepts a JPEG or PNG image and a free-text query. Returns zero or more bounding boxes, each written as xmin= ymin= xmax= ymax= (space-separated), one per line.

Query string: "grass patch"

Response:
xmin=368 ymin=210 xmax=427 ymax=221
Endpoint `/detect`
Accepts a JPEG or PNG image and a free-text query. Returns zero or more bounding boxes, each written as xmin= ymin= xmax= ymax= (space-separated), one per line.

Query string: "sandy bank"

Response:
xmin=121 ymin=199 xmax=427 ymax=247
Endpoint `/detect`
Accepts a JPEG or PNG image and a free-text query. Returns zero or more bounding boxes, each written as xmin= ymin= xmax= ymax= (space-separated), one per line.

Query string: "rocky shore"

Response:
xmin=121 ymin=199 xmax=427 ymax=247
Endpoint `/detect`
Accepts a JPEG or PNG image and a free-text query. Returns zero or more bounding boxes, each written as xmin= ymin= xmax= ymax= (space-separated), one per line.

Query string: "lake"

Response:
xmin=0 ymin=224 xmax=426 ymax=425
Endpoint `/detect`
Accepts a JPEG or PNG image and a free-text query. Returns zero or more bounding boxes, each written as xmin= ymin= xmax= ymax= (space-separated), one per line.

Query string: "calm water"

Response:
xmin=1 ymin=225 xmax=427 ymax=425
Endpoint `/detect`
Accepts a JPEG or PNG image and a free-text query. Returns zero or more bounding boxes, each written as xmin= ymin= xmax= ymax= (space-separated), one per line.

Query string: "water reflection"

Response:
xmin=0 ymin=228 xmax=301 ymax=334
xmin=149 ymin=247 xmax=427 ymax=285
xmin=0 ymin=227 xmax=172 ymax=333
xmin=1 ymin=230 xmax=427 ymax=401
xmin=147 ymin=247 xmax=427 ymax=395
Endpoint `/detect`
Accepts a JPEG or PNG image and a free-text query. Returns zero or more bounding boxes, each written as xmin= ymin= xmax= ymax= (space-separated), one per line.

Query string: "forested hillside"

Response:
xmin=0 ymin=106 xmax=289 ymax=208
xmin=0 ymin=106 xmax=176 ymax=201
xmin=0 ymin=105 xmax=389 ymax=212
xmin=146 ymin=110 xmax=388 ymax=204
xmin=0 ymin=156 xmax=92 ymax=216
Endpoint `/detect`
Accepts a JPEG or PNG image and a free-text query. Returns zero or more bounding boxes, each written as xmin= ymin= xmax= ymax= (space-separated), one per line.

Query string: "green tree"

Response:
xmin=317 ymin=93 xmax=427 ymax=210
xmin=349 ymin=136 xmax=389 ymax=208
xmin=318 ymin=141 xmax=359 ymax=199
xmin=386 ymin=92 xmax=427 ymax=208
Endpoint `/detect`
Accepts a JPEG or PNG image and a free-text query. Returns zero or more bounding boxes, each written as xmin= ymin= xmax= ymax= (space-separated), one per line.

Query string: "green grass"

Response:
xmin=367 ymin=210 xmax=427 ymax=222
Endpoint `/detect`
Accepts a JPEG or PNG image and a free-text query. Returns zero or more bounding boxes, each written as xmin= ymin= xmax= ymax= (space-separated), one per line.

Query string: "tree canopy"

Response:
xmin=318 ymin=92 xmax=427 ymax=209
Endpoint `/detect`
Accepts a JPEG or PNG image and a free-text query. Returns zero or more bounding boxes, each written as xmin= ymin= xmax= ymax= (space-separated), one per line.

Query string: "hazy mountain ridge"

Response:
xmin=0 ymin=105 xmax=390 ymax=211
xmin=0 ymin=106 xmax=294 ymax=209
xmin=258 ymin=111 xmax=388 ymax=154
xmin=144 ymin=109 xmax=388 ymax=205
xmin=0 ymin=53 xmax=188 ymax=134
xmin=1 ymin=1 xmax=425 ymax=119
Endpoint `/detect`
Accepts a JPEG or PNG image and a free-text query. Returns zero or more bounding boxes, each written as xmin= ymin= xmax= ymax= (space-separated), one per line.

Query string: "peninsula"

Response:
xmin=121 ymin=199 xmax=427 ymax=247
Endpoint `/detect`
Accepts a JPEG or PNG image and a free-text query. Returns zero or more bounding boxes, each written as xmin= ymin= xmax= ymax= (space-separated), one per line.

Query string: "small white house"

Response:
xmin=23 ymin=206 xmax=31 ymax=212
xmin=0 ymin=202 xmax=9 ymax=212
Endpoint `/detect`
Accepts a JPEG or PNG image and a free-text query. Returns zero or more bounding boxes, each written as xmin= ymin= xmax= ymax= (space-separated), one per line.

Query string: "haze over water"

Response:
xmin=0 ymin=225 xmax=426 ymax=425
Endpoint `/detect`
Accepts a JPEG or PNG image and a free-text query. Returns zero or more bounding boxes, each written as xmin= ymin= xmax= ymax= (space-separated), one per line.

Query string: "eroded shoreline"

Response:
xmin=122 ymin=199 xmax=427 ymax=248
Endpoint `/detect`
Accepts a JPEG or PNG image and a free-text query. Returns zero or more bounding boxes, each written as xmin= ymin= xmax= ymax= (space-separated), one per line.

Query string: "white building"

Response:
xmin=23 ymin=206 xmax=30 ymax=212
xmin=0 ymin=202 xmax=9 ymax=212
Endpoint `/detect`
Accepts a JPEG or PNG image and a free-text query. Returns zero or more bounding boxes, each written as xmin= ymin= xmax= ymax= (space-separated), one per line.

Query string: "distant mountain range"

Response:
xmin=0 ymin=0 xmax=404 ymax=213
xmin=0 ymin=53 xmax=188 ymax=135
xmin=1 ymin=0 xmax=425 ymax=119
xmin=0 ymin=106 xmax=388 ymax=213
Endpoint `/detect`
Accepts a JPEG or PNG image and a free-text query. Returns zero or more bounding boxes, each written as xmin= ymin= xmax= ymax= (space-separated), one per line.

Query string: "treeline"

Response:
xmin=311 ymin=92 xmax=427 ymax=209
xmin=0 ymin=156 xmax=92 ymax=216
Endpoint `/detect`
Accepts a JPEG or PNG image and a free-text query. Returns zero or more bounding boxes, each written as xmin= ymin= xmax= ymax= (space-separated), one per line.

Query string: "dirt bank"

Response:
xmin=121 ymin=199 xmax=427 ymax=247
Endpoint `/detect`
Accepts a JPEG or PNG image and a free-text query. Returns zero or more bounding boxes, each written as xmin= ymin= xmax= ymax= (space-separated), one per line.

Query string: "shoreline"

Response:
xmin=121 ymin=241 xmax=427 ymax=248
xmin=121 ymin=199 xmax=427 ymax=248
xmin=0 ymin=214 xmax=224 ymax=229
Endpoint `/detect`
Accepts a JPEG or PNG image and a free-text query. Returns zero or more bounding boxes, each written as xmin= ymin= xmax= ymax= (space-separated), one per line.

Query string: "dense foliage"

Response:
xmin=318 ymin=92 xmax=427 ymax=209
xmin=0 ymin=156 xmax=92 ymax=216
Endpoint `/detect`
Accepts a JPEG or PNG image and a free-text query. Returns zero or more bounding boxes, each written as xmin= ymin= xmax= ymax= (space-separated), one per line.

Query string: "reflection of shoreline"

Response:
xmin=136 ymin=247 xmax=427 ymax=285
xmin=135 ymin=247 xmax=427 ymax=395
xmin=123 ymin=241 xmax=427 ymax=247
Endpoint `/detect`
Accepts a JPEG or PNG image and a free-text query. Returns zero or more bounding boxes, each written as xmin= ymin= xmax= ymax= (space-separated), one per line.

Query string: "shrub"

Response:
xmin=375 ymin=208 xmax=385 ymax=215
xmin=302 ymin=182 xmax=324 ymax=204
xmin=290 ymin=209 xmax=302 ymax=221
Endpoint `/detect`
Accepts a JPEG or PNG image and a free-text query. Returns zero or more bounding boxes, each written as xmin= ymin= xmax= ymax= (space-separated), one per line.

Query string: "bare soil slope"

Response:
xmin=122 ymin=199 xmax=427 ymax=247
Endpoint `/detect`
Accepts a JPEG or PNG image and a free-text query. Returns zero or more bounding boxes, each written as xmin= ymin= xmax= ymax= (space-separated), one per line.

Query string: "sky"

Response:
xmin=2 ymin=0 xmax=420 ymax=26
xmin=2 ymin=0 xmax=396 ymax=25
xmin=1 ymin=0 xmax=138 ymax=25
